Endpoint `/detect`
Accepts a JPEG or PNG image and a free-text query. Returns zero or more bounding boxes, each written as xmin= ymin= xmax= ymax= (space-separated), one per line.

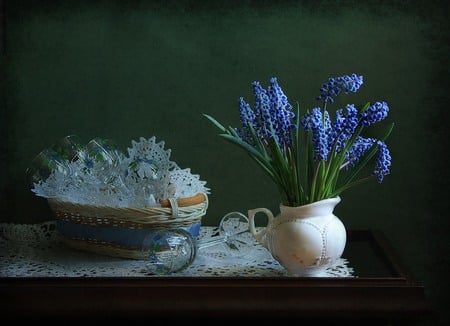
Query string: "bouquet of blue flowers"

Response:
xmin=204 ymin=74 xmax=393 ymax=207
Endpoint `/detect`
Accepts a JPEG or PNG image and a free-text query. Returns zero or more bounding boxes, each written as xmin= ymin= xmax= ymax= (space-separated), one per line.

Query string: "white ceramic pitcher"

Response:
xmin=247 ymin=196 xmax=346 ymax=276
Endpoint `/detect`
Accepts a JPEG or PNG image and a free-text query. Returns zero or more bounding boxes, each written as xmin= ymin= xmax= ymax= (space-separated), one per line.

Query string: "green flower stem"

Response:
xmin=302 ymin=131 xmax=313 ymax=203
xmin=292 ymin=105 xmax=304 ymax=205
xmin=321 ymin=125 xmax=364 ymax=197
xmin=269 ymin=138 xmax=293 ymax=205
xmin=330 ymin=175 xmax=375 ymax=197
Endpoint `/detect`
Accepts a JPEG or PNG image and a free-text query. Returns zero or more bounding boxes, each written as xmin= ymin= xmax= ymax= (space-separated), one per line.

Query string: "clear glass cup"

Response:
xmin=51 ymin=134 xmax=84 ymax=162
xmin=80 ymin=137 xmax=123 ymax=167
xmin=26 ymin=148 xmax=72 ymax=189
xmin=78 ymin=137 xmax=126 ymax=186
xmin=141 ymin=211 xmax=252 ymax=275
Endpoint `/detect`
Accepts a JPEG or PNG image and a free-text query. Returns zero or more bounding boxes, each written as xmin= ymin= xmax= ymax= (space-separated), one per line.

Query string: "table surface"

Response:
xmin=0 ymin=223 xmax=432 ymax=324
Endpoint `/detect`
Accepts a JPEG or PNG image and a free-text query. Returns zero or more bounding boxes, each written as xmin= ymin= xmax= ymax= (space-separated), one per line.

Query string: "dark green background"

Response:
xmin=1 ymin=0 xmax=448 ymax=324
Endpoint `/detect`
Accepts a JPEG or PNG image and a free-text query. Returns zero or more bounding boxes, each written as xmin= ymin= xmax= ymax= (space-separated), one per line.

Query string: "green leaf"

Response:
xmin=381 ymin=122 xmax=395 ymax=141
xmin=223 ymin=135 xmax=287 ymax=189
xmin=219 ymin=134 xmax=271 ymax=170
xmin=247 ymin=124 xmax=270 ymax=160
xmin=203 ymin=114 xmax=228 ymax=133
xmin=359 ymin=102 xmax=371 ymax=113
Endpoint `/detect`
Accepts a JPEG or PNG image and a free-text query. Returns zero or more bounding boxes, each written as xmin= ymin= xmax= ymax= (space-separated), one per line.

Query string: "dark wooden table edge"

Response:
xmin=0 ymin=229 xmax=433 ymax=322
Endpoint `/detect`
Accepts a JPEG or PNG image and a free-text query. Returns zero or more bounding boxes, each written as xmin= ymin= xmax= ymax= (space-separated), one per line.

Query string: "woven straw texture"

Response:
xmin=47 ymin=193 xmax=208 ymax=259
xmin=47 ymin=192 xmax=208 ymax=229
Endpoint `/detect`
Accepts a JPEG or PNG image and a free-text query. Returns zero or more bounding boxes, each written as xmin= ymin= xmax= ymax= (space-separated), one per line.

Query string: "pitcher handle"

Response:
xmin=247 ymin=208 xmax=274 ymax=248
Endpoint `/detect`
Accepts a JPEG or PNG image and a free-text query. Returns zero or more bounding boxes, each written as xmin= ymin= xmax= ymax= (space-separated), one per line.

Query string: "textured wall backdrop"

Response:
xmin=0 ymin=1 xmax=448 ymax=324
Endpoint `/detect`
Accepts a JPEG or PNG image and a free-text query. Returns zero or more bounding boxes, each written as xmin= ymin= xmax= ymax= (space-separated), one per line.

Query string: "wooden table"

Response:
xmin=0 ymin=229 xmax=432 ymax=324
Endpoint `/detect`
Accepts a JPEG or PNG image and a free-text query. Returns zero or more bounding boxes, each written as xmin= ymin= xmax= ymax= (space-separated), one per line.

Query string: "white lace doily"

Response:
xmin=0 ymin=221 xmax=354 ymax=278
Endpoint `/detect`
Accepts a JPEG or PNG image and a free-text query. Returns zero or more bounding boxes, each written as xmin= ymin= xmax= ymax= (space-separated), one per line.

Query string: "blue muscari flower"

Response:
xmin=345 ymin=137 xmax=391 ymax=183
xmin=267 ymin=77 xmax=295 ymax=147
xmin=237 ymin=97 xmax=256 ymax=143
xmin=329 ymin=104 xmax=359 ymax=153
xmin=360 ymin=101 xmax=389 ymax=126
xmin=252 ymin=81 xmax=272 ymax=140
xmin=317 ymin=73 xmax=363 ymax=104
xmin=301 ymin=107 xmax=329 ymax=161
xmin=234 ymin=78 xmax=296 ymax=151
xmin=323 ymin=110 xmax=332 ymax=148
xmin=345 ymin=136 xmax=376 ymax=169
xmin=373 ymin=140 xmax=391 ymax=183
xmin=239 ymin=97 xmax=256 ymax=127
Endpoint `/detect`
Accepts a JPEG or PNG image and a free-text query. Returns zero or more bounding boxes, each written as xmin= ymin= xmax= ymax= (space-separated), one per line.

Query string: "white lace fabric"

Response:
xmin=31 ymin=137 xmax=210 ymax=208
xmin=0 ymin=221 xmax=354 ymax=277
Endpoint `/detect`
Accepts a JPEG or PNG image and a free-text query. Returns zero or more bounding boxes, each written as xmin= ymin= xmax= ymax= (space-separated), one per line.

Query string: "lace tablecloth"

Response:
xmin=0 ymin=221 xmax=354 ymax=277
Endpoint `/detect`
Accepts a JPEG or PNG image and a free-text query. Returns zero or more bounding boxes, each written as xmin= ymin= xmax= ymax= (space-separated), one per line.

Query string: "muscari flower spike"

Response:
xmin=373 ymin=140 xmax=391 ymax=183
xmin=360 ymin=101 xmax=390 ymax=126
xmin=238 ymin=78 xmax=296 ymax=151
xmin=328 ymin=104 xmax=359 ymax=154
xmin=317 ymin=73 xmax=363 ymax=104
xmin=301 ymin=107 xmax=329 ymax=161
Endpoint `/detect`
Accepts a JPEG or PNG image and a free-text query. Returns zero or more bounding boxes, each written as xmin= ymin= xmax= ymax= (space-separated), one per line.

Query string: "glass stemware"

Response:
xmin=51 ymin=134 xmax=84 ymax=162
xmin=141 ymin=211 xmax=252 ymax=275
xmin=77 ymin=138 xmax=128 ymax=193
xmin=79 ymin=138 xmax=123 ymax=171
xmin=27 ymin=135 xmax=84 ymax=189
xmin=26 ymin=148 xmax=72 ymax=189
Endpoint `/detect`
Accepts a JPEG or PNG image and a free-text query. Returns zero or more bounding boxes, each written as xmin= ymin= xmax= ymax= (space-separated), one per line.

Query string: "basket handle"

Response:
xmin=159 ymin=193 xmax=207 ymax=208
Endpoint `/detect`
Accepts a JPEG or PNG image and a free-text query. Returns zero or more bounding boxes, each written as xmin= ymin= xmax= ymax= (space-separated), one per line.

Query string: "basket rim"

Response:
xmin=46 ymin=192 xmax=208 ymax=227
xmin=47 ymin=192 xmax=208 ymax=211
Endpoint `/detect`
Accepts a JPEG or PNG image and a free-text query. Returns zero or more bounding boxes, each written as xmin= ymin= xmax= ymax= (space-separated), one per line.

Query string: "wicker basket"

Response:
xmin=48 ymin=193 xmax=208 ymax=259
